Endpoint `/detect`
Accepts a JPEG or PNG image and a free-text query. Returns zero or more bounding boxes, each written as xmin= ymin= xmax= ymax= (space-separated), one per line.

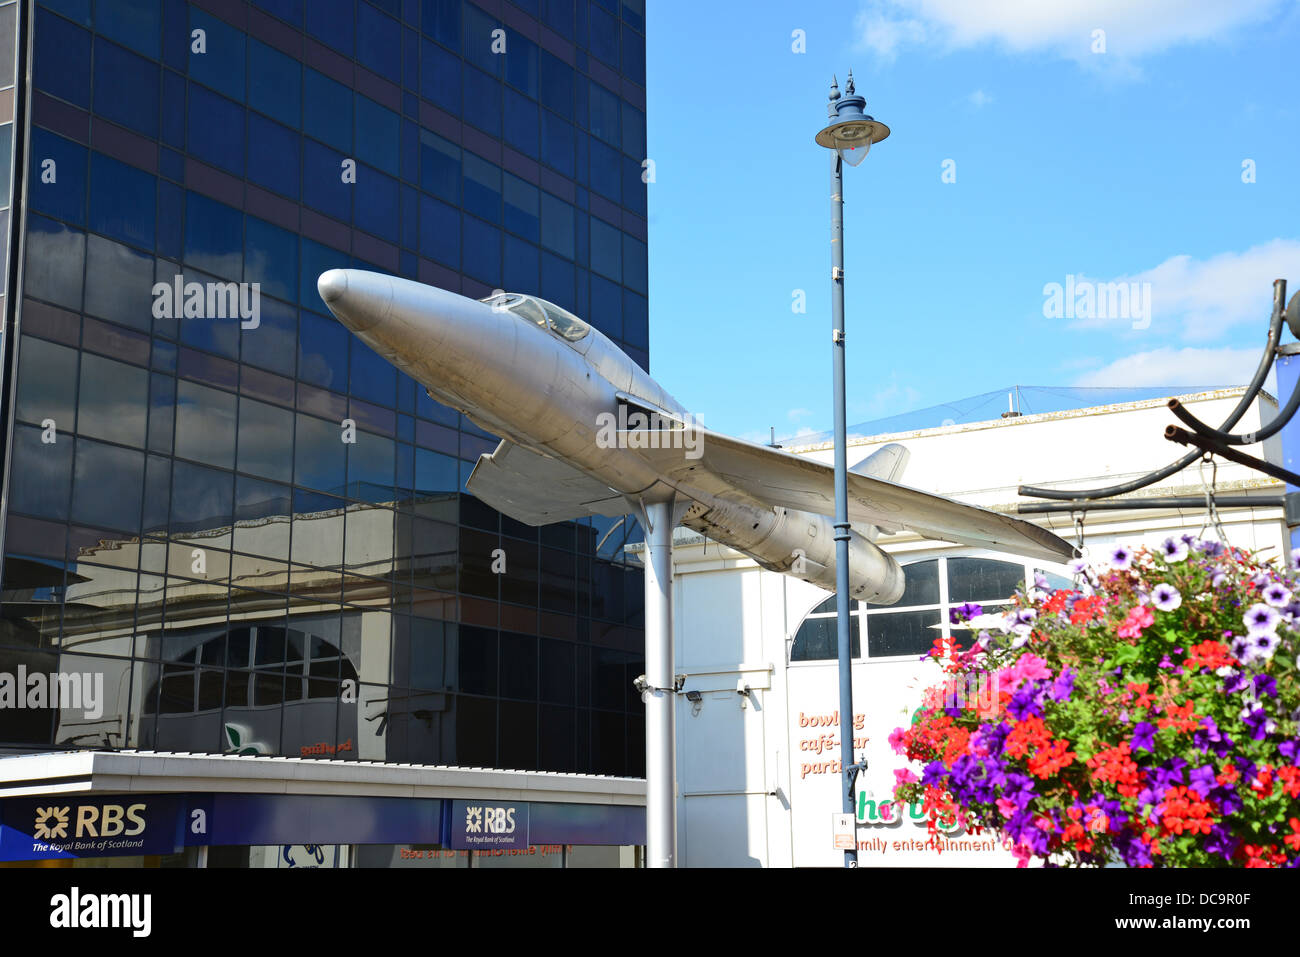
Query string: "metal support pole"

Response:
xmin=830 ymin=151 xmax=858 ymax=868
xmin=643 ymin=497 xmax=676 ymax=868
xmin=1276 ymin=349 xmax=1300 ymax=568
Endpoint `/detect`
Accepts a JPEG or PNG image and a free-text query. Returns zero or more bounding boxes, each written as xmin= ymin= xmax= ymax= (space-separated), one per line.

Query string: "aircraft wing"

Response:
xmin=626 ymin=427 xmax=1075 ymax=563
xmin=466 ymin=441 xmax=630 ymax=525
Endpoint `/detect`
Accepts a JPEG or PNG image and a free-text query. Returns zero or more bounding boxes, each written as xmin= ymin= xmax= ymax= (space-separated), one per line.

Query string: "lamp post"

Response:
xmin=815 ymin=71 xmax=889 ymax=868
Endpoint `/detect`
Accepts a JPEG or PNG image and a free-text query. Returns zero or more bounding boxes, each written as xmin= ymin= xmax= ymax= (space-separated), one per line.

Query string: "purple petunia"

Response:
xmin=1251 ymin=630 xmax=1281 ymax=662
xmin=1188 ymin=765 xmax=1217 ymax=799
xmin=1240 ymin=706 xmax=1276 ymax=741
xmin=1108 ymin=545 xmax=1134 ymax=570
xmin=1244 ymin=603 xmax=1280 ymax=636
xmin=1160 ymin=537 xmax=1189 ymax=563
xmin=1049 ymin=668 xmax=1076 ymax=703
xmin=1151 ymin=583 xmax=1182 ymax=612
xmin=1008 ymin=683 xmax=1044 ymax=721
xmin=1131 ymin=721 xmax=1157 ymax=753
xmin=1262 ymin=582 xmax=1293 ymax=608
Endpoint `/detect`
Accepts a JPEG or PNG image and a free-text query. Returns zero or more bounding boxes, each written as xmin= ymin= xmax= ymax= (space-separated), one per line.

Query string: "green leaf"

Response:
xmin=1108 ymin=644 xmax=1140 ymax=667
xmin=224 ymin=724 xmax=241 ymax=749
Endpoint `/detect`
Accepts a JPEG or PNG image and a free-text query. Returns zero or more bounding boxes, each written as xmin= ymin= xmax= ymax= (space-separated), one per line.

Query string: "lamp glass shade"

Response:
xmin=839 ymin=142 xmax=870 ymax=166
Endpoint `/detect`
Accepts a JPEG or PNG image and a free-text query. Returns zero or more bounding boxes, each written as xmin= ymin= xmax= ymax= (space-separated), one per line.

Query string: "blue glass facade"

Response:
xmin=0 ymin=0 xmax=648 ymax=776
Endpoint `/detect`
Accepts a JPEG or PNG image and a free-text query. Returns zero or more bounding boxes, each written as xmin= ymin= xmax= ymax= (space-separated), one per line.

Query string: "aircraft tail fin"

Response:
xmin=849 ymin=444 xmax=910 ymax=540
xmin=850 ymin=443 xmax=909 ymax=482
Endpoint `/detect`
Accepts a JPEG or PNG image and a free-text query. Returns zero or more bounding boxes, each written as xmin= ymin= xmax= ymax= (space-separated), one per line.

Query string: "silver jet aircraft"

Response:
xmin=317 ymin=269 xmax=1074 ymax=602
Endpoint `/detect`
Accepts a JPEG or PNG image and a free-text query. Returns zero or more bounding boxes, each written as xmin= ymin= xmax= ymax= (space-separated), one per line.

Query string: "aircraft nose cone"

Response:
xmin=318 ymin=269 xmax=348 ymax=304
xmin=316 ymin=268 xmax=392 ymax=335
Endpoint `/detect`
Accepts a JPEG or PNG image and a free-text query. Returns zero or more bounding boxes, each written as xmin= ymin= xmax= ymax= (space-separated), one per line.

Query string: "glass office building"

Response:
xmin=0 ymin=0 xmax=650 ymax=780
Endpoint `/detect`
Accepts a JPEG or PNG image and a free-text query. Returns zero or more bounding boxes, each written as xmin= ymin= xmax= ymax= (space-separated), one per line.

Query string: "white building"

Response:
xmin=661 ymin=388 xmax=1287 ymax=867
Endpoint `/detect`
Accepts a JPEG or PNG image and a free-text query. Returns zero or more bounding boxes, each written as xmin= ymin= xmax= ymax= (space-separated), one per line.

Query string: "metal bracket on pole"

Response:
xmin=1166 ymin=425 xmax=1300 ymax=487
xmin=846 ymin=758 xmax=867 ymax=800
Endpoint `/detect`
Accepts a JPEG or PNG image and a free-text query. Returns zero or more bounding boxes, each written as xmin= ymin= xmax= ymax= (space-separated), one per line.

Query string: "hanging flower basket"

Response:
xmin=890 ymin=536 xmax=1300 ymax=868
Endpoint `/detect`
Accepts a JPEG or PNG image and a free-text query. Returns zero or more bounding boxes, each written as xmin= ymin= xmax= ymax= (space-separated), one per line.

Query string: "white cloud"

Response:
xmin=1073 ymin=346 xmax=1263 ymax=388
xmin=967 ymin=89 xmax=993 ymax=108
xmin=1066 ymin=239 xmax=1300 ymax=341
xmin=855 ymin=0 xmax=1285 ymax=62
xmin=786 ymin=407 xmax=815 ymax=422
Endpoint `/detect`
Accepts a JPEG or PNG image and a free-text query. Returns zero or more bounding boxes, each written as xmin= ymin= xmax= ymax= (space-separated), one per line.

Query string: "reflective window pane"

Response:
xmin=869 ymin=558 xmax=940 ymax=608
xmin=15 ymin=336 xmax=78 ymax=429
xmin=867 ymin=609 xmax=943 ymax=659
xmin=248 ymin=38 xmax=301 ymax=128
xmin=71 ymin=436 xmax=144 ymax=531
xmin=78 ymin=353 xmax=149 ymax=447
xmin=85 ymin=234 xmax=155 ymax=331
xmin=294 ymin=412 xmax=345 ymax=493
xmin=25 ymin=216 xmax=84 ymax=310
xmin=8 ymin=422 xmax=72 ymax=520
xmin=175 ymin=380 xmax=238 ymax=468
xmin=947 ymin=557 xmax=1026 ymax=603
xmin=237 ymin=395 xmax=294 ymax=483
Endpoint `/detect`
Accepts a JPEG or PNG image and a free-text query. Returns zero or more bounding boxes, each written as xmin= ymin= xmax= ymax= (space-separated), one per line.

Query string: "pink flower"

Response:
xmin=996 ymin=798 xmax=1017 ymax=819
xmin=894 ymin=768 xmax=919 ymax=786
xmin=998 ymin=653 xmax=1053 ymax=692
xmin=1019 ymin=654 xmax=1052 ymax=682
xmin=888 ymin=727 xmax=907 ymax=755
xmin=1118 ymin=604 xmax=1155 ymax=639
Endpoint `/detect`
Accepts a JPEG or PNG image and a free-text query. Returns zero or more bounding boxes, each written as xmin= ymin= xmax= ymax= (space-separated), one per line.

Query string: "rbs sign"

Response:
xmin=450 ymin=801 xmax=528 ymax=849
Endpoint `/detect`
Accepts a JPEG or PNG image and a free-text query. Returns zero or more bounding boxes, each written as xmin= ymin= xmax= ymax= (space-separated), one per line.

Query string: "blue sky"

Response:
xmin=644 ymin=0 xmax=1300 ymax=442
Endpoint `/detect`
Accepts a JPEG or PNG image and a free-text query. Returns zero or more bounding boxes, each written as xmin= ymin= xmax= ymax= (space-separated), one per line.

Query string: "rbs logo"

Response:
xmin=465 ymin=805 xmax=516 ymax=835
xmin=34 ymin=804 xmax=146 ymax=840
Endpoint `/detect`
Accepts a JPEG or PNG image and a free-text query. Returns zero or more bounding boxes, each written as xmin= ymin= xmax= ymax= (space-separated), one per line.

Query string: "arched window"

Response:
xmin=790 ymin=556 xmax=1048 ymax=662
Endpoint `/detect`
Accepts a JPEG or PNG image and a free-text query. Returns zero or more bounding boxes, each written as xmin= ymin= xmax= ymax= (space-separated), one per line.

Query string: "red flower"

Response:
xmin=1159 ymin=786 xmax=1215 ymax=837
xmin=1285 ymin=820 xmax=1300 ymax=852
xmin=1124 ymin=682 xmax=1153 ymax=709
xmin=1241 ymin=844 xmax=1286 ymax=868
xmin=1087 ymin=741 xmax=1142 ymax=794
xmin=1250 ymin=765 xmax=1275 ymax=797
xmin=1277 ymin=766 xmax=1300 ymax=799
xmin=1157 ymin=701 xmax=1198 ymax=734
xmin=1027 ymin=739 xmax=1076 ymax=779
xmin=1184 ymin=639 xmax=1236 ymax=672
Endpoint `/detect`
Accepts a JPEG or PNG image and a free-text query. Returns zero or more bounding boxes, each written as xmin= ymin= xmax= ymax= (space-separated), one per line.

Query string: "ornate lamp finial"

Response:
xmin=845 ymin=70 xmax=856 ymax=95
xmin=829 ymin=75 xmax=840 ymax=102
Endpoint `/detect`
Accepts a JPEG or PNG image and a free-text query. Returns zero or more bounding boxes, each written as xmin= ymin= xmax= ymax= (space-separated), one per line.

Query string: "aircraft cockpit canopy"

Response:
xmin=479 ymin=292 xmax=591 ymax=343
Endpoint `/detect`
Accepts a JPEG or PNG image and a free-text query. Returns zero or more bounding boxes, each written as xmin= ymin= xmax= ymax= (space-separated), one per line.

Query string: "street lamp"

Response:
xmin=815 ymin=70 xmax=888 ymax=869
